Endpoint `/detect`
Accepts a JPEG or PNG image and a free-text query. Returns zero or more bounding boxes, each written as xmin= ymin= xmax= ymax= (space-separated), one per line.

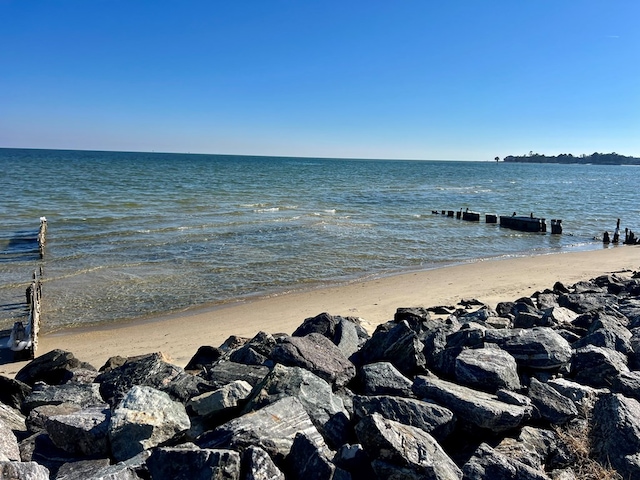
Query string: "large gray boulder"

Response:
xmin=0 ymin=402 xmax=27 ymax=434
xmin=242 ymin=445 xmax=285 ymax=480
xmin=413 ymin=374 xmax=531 ymax=433
xmin=206 ymin=361 xmax=270 ymax=389
xmin=570 ymin=345 xmax=629 ymax=388
xmin=109 ymin=385 xmax=190 ymax=462
xmin=484 ymin=327 xmax=572 ymax=371
xmin=188 ymin=380 xmax=252 ymax=419
xmin=229 ymin=331 xmax=277 ymax=366
xmin=0 ymin=419 xmax=20 ymax=461
xmin=462 ymin=443 xmax=550 ymax=480
xmin=197 ymin=396 xmax=325 ymax=462
xmin=45 ymin=405 xmax=111 ymax=457
xmin=0 ymin=375 xmax=32 ymax=410
xmin=292 ymin=312 xmax=369 ymax=359
xmin=353 ymin=395 xmax=455 ymax=442
xmin=22 ymin=382 xmax=104 ymax=413
xmin=242 ymin=364 xmax=350 ymax=449
xmin=15 ymin=349 xmax=94 ymax=386
xmin=357 ymin=361 xmax=414 ymax=397
xmin=55 ymin=459 xmax=142 ymax=480
xmin=146 ymin=445 xmax=241 ymax=480
xmin=355 ymin=413 xmax=462 ymax=480
xmin=286 ymin=431 xmax=341 ymax=480
xmin=454 ymin=347 xmax=521 ymax=393
xmin=0 ymin=461 xmax=50 ymax=480
xmin=271 ymin=333 xmax=356 ymax=388
xmin=590 ymin=393 xmax=640 ymax=479
xmin=558 ymin=293 xmax=618 ymax=314
xmin=528 ymin=378 xmax=578 ymax=425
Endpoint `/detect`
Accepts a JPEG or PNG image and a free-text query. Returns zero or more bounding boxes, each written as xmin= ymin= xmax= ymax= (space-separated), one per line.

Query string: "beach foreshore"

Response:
xmin=2 ymin=246 xmax=638 ymax=377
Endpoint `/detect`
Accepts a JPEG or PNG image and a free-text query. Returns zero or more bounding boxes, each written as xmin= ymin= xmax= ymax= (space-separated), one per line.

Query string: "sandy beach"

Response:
xmin=1 ymin=246 xmax=638 ymax=377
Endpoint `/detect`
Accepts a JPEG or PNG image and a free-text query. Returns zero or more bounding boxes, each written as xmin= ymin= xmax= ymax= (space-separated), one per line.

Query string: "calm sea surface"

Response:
xmin=1 ymin=148 xmax=638 ymax=331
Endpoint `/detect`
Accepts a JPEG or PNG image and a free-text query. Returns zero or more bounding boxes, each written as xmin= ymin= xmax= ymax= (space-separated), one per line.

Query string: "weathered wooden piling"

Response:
xmin=499 ymin=215 xmax=547 ymax=232
xmin=551 ymin=219 xmax=563 ymax=234
xmin=37 ymin=217 xmax=47 ymax=258
xmin=486 ymin=214 xmax=497 ymax=224
xmin=447 ymin=210 xmax=454 ymax=217
xmin=462 ymin=210 xmax=481 ymax=221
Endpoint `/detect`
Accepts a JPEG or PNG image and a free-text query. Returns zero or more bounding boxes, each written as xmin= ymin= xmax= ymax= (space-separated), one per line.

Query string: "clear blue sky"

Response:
xmin=1 ymin=1 xmax=638 ymax=160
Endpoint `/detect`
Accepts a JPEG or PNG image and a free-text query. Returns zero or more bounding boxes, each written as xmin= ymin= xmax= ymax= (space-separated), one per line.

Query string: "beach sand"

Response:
xmin=1 ymin=246 xmax=638 ymax=377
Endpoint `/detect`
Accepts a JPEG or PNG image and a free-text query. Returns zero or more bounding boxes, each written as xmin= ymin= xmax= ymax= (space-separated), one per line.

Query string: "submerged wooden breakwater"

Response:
xmin=433 ymin=208 xmax=562 ymax=234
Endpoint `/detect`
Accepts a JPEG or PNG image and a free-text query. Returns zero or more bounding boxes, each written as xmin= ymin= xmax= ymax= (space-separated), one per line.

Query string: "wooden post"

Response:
xmin=37 ymin=217 xmax=47 ymax=259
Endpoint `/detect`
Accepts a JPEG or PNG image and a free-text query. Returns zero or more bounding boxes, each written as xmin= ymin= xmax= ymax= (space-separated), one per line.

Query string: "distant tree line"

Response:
xmin=503 ymin=152 xmax=640 ymax=165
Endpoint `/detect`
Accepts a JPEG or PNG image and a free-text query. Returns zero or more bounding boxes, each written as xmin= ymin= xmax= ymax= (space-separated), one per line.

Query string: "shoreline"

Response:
xmin=1 ymin=245 xmax=638 ymax=377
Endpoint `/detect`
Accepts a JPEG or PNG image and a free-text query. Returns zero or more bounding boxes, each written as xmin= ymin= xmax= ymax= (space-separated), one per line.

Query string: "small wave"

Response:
xmin=254 ymin=207 xmax=280 ymax=213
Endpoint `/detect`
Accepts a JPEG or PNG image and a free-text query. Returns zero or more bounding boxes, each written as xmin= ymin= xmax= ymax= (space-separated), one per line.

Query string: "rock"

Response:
xmin=22 ymin=382 xmax=104 ymax=413
xmin=355 ymin=413 xmax=462 ymax=479
xmin=355 ymin=320 xmax=426 ymax=376
xmin=271 ymin=333 xmax=356 ymax=388
xmin=146 ymin=445 xmax=241 ymax=480
xmin=570 ymin=345 xmax=629 ymax=388
xmin=230 ymin=331 xmax=277 ymax=366
xmin=55 ymin=458 xmax=142 ymax=480
xmin=15 ymin=349 xmax=93 ymax=386
xmin=546 ymin=378 xmax=603 ymax=417
xmin=286 ymin=431 xmax=340 ymax=480
xmin=352 ymin=395 xmax=455 ymax=442
xmin=0 ymin=461 xmax=50 ymax=480
xmin=206 ymin=361 xmax=270 ymax=389
xmin=197 ymin=396 xmax=325 ymax=462
xmin=242 ymin=445 xmax=285 ymax=480
xmin=494 ymin=426 xmax=572 ymax=471
xmin=484 ymin=327 xmax=572 ymax=371
xmin=528 ymin=378 xmax=578 ymax=425
xmin=26 ymin=403 xmax=81 ymax=434
xmin=242 ymin=364 xmax=350 ymax=449
xmin=543 ymin=307 xmax=578 ymax=328
xmin=611 ymin=371 xmax=640 ymax=402
xmin=188 ymin=380 xmax=252 ymax=418
xmin=462 ymin=443 xmax=550 ymax=480
xmin=333 ymin=444 xmax=376 ymax=480
xmin=591 ymin=393 xmax=640 ymax=479
xmin=357 ymin=361 xmax=413 ymax=397
xmin=184 ymin=345 xmax=223 ymax=372
xmin=293 ymin=312 xmax=369 ymax=358
xmin=18 ymin=432 xmax=80 ymax=477
xmin=413 ymin=374 xmax=531 ymax=433
xmin=572 ymin=312 xmax=632 ymax=355
xmin=109 ymin=385 xmax=190 ymax=462
xmin=454 ymin=347 xmax=521 ymax=393
xmin=45 ymin=405 xmax=111 ymax=457
xmin=0 ymin=375 xmax=32 ymax=410
xmin=558 ymin=293 xmax=617 ymax=314
xmin=0 ymin=403 xmax=27 ymax=434
xmin=0 ymin=419 xmax=20 ymax=461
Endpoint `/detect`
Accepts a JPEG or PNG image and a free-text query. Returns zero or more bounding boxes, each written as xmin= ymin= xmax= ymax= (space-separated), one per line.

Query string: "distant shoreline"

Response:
xmin=503 ymin=152 xmax=640 ymax=165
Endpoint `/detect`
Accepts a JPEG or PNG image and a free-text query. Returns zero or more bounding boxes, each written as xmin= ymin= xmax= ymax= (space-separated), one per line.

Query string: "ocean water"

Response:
xmin=1 ymin=148 xmax=638 ymax=332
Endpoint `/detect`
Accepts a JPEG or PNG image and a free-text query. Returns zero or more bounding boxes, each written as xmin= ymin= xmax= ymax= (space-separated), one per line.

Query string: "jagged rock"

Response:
xmin=496 ymin=390 xmax=532 ymax=408
xmin=63 ymin=368 xmax=100 ymax=384
xmin=45 ymin=405 xmax=110 ymax=457
xmin=528 ymin=378 xmax=578 ymax=425
xmin=543 ymin=307 xmax=578 ymax=328
xmin=620 ymin=300 xmax=640 ymax=329
xmin=572 ymin=312 xmax=632 ymax=355
xmin=462 ymin=442 xmax=550 ymax=479
xmin=484 ymin=327 xmax=572 ymax=370
xmin=536 ymin=293 xmax=560 ymax=311
xmin=96 ymin=352 xmax=209 ymax=405
xmin=557 ymin=293 xmax=617 ymax=314
xmin=188 ymin=380 xmax=252 ymax=418
xmin=109 ymin=385 xmax=190 ymax=462
xmin=459 ymin=305 xmax=499 ymax=324
xmin=355 ymin=320 xmax=426 ymax=376
xmin=546 ymin=378 xmax=603 ymax=417
xmin=206 ymin=361 xmax=270 ymax=389
xmin=570 ymin=345 xmax=629 ymax=388
xmin=22 ymin=382 xmax=104 ymax=413
xmin=197 ymin=396 xmax=325 ymax=462
xmin=286 ymin=431 xmax=341 ymax=480
xmin=454 ymin=347 xmax=521 ymax=393
xmin=184 ymin=345 xmax=223 ymax=372
xmin=242 ymin=364 xmax=350 ymax=449
xmin=352 ymin=395 xmax=455 ymax=442
xmin=413 ymin=374 xmax=531 ymax=433
xmin=495 ymin=426 xmax=572 ymax=471
xmin=0 ymin=403 xmax=26 ymax=434
xmin=591 ymin=393 xmax=640 ymax=479
xmin=611 ymin=371 xmax=640 ymax=402
xmin=357 ymin=361 xmax=413 ymax=397
xmin=293 ymin=312 xmax=369 ymax=359
xmin=230 ymin=331 xmax=277 ymax=366
xmin=0 ymin=419 xmax=20 ymax=461
xmin=271 ymin=333 xmax=356 ymax=388
xmin=0 ymin=375 xmax=32 ymax=410
xmin=243 ymin=445 xmax=285 ymax=480
xmin=15 ymin=349 xmax=94 ymax=386
xmin=19 ymin=432 xmax=80 ymax=477
xmin=419 ymin=317 xmax=461 ymax=375
xmin=146 ymin=445 xmax=241 ymax=480
xmin=355 ymin=413 xmax=462 ymax=479
xmin=0 ymin=461 xmax=50 ymax=480
xmin=55 ymin=458 xmax=142 ymax=480
xmin=27 ymin=403 xmax=81 ymax=434
xmin=333 ymin=444 xmax=376 ymax=480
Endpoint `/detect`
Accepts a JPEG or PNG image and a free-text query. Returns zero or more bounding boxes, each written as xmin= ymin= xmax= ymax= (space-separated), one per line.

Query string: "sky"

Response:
xmin=1 ymin=1 xmax=638 ymax=161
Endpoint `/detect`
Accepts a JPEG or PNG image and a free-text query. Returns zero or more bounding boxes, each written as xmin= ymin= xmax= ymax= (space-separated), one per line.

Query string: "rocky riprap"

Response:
xmin=2 ymin=271 xmax=640 ymax=479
